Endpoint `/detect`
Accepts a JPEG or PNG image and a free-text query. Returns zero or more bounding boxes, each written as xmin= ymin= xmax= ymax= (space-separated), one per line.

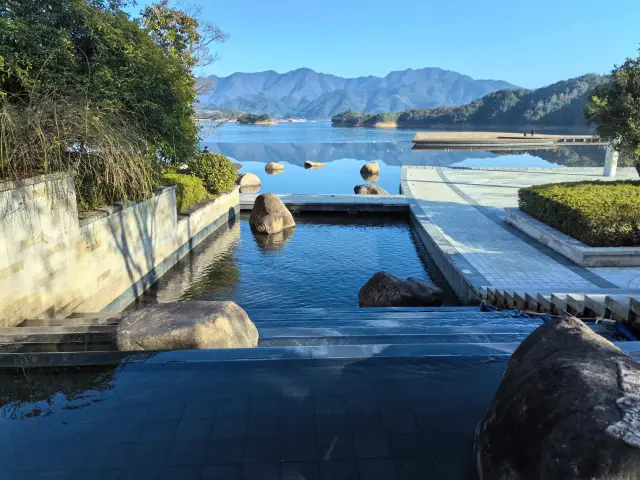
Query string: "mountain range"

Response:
xmin=332 ymin=74 xmax=607 ymax=128
xmin=196 ymin=67 xmax=518 ymax=119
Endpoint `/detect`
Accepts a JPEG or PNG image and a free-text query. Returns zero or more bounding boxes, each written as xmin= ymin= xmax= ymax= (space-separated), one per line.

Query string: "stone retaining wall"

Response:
xmin=0 ymin=173 xmax=239 ymax=326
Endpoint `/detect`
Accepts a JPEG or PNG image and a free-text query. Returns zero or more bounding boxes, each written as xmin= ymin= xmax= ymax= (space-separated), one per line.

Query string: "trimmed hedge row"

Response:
xmin=188 ymin=152 xmax=237 ymax=195
xmin=161 ymin=173 xmax=211 ymax=214
xmin=518 ymin=180 xmax=640 ymax=247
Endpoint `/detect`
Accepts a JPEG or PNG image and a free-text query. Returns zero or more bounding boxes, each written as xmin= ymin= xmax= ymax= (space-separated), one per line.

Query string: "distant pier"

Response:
xmin=412 ymin=131 xmax=604 ymax=150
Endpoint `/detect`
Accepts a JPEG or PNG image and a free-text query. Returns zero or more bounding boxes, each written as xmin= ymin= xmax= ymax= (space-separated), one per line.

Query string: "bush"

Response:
xmin=161 ymin=173 xmax=211 ymax=213
xmin=188 ymin=152 xmax=237 ymax=195
xmin=518 ymin=181 xmax=640 ymax=247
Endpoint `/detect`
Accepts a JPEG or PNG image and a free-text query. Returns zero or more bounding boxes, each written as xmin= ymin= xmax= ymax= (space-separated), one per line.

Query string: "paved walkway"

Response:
xmin=403 ymin=166 xmax=640 ymax=294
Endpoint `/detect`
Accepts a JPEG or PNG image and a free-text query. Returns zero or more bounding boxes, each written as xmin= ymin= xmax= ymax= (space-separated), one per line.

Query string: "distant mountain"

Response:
xmin=332 ymin=74 xmax=607 ymax=128
xmin=196 ymin=67 xmax=518 ymax=119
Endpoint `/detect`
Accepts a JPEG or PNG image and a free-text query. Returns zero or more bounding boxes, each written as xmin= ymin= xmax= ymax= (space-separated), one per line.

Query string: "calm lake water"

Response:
xmin=131 ymin=213 xmax=458 ymax=310
xmin=201 ymin=122 xmax=607 ymax=195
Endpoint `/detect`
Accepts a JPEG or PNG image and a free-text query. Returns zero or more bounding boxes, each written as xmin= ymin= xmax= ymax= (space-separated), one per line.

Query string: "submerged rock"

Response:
xmin=475 ymin=317 xmax=640 ymax=480
xmin=354 ymin=184 xmax=389 ymax=195
xmin=358 ymin=271 xmax=444 ymax=307
xmin=249 ymin=193 xmax=295 ymax=235
xmin=232 ymin=162 xmax=243 ymax=171
xmin=237 ymin=172 xmax=261 ymax=187
xmin=360 ymin=162 xmax=380 ymax=176
xmin=116 ymin=301 xmax=258 ymax=351
xmin=265 ymin=162 xmax=285 ymax=172
xmin=304 ymin=161 xmax=325 ymax=169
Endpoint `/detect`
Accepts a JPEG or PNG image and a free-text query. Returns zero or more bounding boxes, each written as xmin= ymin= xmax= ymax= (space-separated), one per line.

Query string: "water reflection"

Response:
xmin=361 ymin=171 xmax=380 ymax=182
xmin=253 ymin=226 xmax=295 ymax=253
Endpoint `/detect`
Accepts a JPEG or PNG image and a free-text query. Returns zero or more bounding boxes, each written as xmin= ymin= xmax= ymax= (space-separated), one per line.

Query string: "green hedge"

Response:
xmin=518 ymin=180 xmax=640 ymax=247
xmin=161 ymin=173 xmax=211 ymax=213
xmin=188 ymin=152 xmax=237 ymax=195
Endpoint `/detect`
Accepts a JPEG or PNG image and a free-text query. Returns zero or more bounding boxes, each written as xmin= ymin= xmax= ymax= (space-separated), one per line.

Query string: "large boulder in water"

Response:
xmin=354 ymin=184 xmax=389 ymax=195
xmin=361 ymin=171 xmax=380 ymax=182
xmin=304 ymin=161 xmax=325 ymax=169
xmin=116 ymin=301 xmax=258 ymax=351
xmin=249 ymin=193 xmax=295 ymax=235
xmin=358 ymin=271 xmax=444 ymax=307
xmin=265 ymin=162 xmax=285 ymax=172
xmin=360 ymin=162 xmax=380 ymax=176
xmin=237 ymin=172 xmax=261 ymax=187
xmin=474 ymin=317 xmax=640 ymax=480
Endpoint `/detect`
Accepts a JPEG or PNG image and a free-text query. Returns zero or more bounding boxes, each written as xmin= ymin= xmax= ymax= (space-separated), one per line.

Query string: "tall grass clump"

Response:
xmin=0 ymin=92 xmax=157 ymax=210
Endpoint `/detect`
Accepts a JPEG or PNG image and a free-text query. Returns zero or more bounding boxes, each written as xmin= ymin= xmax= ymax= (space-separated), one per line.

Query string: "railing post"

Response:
xmin=604 ymin=144 xmax=618 ymax=178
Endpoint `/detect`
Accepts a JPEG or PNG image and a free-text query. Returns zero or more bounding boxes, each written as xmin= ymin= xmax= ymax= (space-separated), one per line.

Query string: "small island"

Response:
xmin=237 ymin=113 xmax=277 ymax=125
xmin=331 ymin=110 xmax=398 ymax=128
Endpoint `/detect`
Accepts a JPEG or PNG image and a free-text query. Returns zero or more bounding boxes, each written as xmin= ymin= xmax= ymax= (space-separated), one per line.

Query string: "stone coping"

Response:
xmin=505 ymin=208 xmax=640 ymax=267
xmin=239 ymin=193 xmax=408 ymax=212
xmin=0 ymin=171 xmax=72 ymax=193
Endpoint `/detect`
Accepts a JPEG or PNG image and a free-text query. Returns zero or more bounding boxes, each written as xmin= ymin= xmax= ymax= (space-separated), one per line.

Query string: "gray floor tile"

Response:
xmin=175 ymin=419 xmax=214 ymax=441
xmin=283 ymin=415 xmax=315 ymax=437
xmin=358 ymin=459 xmax=398 ymax=480
xmin=201 ymin=464 xmax=242 ymax=480
xmin=354 ymin=435 xmax=391 ymax=459
xmin=211 ymin=416 xmax=248 ymax=440
xmin=121 ymin=467 xmax=163 ymax=480
xmin=387 ymin=435 xmax=427 ymax=459
xmin=205 ymin=440 xmax=245 ymax=465
xmin=216 ymin=398 xmax=250 ymax=418
xmin=281 ymin=462 xmax=319 ymax=480
xmin=128 ymin=442 xmax=172 ymax=467
xmin=137 ymin=421 xmax=180 ymax=443
xmin=317 ymin=435 xmax=355 ymax=460
xmin=247 ymin=416 xmax=282 ymax=438
xmin=241 ymin=462 xmax=280 ymax=480
xmin=349 ymin=414 xmax=385 ymax=435
xmin=165 ymin=441 xmax=209 ymax=466
xmin=394 ymin=458 xmax=432 ymax=480
xmin=315 ymin=415 xmax=350 ymax=438
xmin=160 ymin=466 xmax=202 ymax=480
xmin=243 ymin=436 xmax=282 ymax=463
xmin=320 ymin=460 xmax=359 ymax=480
xmin=282 ymin=436 xmax=318 ymax=462
xmin=381 ymin=412 xmax=418 ymax=435
xmin=314 ymin=397 xmax=346 ymax=416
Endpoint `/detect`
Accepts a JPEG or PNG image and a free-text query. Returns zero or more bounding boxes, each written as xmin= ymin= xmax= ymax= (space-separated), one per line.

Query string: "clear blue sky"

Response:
xmin=132 ymin=0 xmax=639 ymax=88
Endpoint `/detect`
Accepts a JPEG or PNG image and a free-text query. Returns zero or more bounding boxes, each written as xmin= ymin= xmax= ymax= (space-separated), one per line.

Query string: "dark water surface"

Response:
xmin=132 ymin=213 xmax=458 ymax=310
xmin=201 ymin=122 xmax=607 ymax=195
xmin=0 ymin=355 xmax=507 ymax=479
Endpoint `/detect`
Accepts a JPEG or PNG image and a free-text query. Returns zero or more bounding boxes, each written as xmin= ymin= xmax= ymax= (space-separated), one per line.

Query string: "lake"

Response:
xmin=201 ymin=122 xmax=607 ymax=195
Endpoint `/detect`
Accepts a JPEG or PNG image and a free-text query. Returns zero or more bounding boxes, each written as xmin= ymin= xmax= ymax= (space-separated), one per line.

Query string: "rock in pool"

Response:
xmin=358 ymin=271 xmax=444 ymax=307
xmin=354 ymin=184 xmax=389 ymax=195
xmin=232 ymin=162 xmax=243 ymax=171
xmin=360 ymin=162 xmax=380 ymax=176
xmin=361 ymin=171 xmax=380 ymax=182
xmin=304 ymin=161 xmax=325 ymax=169
xmin=237 ymin=172 xmax=261 ymax=187
xmin=265 ymin=162 xmax=285 ymax=172
xmin=249 ymin=193 xmax=296 ymax=235
xmin=116 ymin=301 xmax=259 ymax=351
xmin=239 ymin=185 xmax=261 ymax=194
xmin=475 ymin=316 xmax=640 ymax=480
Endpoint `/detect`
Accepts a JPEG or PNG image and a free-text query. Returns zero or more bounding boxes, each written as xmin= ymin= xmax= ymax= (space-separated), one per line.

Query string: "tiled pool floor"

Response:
xmin=0 ymin=356 xmax=506 ymax=479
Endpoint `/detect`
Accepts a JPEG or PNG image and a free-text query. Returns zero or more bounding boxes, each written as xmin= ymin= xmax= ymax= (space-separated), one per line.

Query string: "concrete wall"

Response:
xmin=0 ymin=173 xmax=239 ymax=326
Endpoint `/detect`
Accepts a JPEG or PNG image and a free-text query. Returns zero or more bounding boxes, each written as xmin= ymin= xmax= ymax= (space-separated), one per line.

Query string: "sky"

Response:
xmin=132 ymin=0 xmax=639 ymax=89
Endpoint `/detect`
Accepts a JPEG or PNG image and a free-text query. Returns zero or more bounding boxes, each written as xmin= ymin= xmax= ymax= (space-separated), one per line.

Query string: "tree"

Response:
xmin=0 ymin=0 xmax=224 ymax=163
xmin=585 ymin=52 xmax=640 ymax=165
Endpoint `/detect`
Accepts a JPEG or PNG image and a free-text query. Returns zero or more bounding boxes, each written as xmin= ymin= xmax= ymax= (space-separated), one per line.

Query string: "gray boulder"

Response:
xmin=360 ymin=162 xmax=380 ymax=176
xmin=475 ymin=317 xmax=640 ymax=480
xmin=304 ymin=161 xmax=326 ymax=169
xmin=358 ymin=271 xmax=444 ymax=307
xmin=249 ymin=193 xmax=295 ymax=235
xmin=237 ymin=172 xmax=261 ymax=187
xmin=253 ymin=226 xmax=295 ymax=252
xmin=239 ymin=185 xmax=261 ymax=194
xmin=116 ymin=301 xmax=259 ymax=351
xmin=232 ymin=162 xmax=243 ymax=171
xmin=361 ymin=171 xmax=380 ymax=182
xmin=265 ymin=162 xmax=285 ymax=172
xmin=354 ymin=184 xmax=389 ymax=195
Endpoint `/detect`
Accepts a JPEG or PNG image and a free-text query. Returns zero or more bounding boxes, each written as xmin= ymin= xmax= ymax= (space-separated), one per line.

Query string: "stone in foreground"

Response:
xmin=116 ymin=301 xmax=259 ymax=351
xmin=265 ymin=162 xmax=285 ymax=172
xmin=304 ymin=161 xmax=326 ymax=169
xmin=354 ymin=184 xmax=389 ymax=195
xmin=249 ymin=193 xmax=296 ymax=235
xmin=360 ymin=162 xmax=380 ymax=176
xmin=358 ymin=271 xmax=444 ymax=307
xmin=237 ymin=172 xmax=261 ymax=187
xmin=475 ymin=317 xmax=640 ymax=480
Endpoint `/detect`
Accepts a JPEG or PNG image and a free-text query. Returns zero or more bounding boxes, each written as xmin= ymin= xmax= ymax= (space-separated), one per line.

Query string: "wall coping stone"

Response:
xmin=0 ymin=172 xmax=73 ymax=193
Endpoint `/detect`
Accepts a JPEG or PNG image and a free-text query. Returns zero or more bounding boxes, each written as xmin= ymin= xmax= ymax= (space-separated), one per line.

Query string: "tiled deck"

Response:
xmin=402 ymin=166 xmax=640 ymax=299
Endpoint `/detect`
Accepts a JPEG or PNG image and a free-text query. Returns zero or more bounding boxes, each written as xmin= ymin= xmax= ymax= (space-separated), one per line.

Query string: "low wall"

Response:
xmin=0 ymin=173 xmax=239 ymax=326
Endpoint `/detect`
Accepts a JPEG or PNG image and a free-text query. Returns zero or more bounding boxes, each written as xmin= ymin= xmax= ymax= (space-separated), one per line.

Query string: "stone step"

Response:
xmin=585 ymin=295 xmax=608 ymax=317
xmin=2 ymin=341 xmax=639 ymax=367
xmin=19 ymin=317 xmax=122 ymax=327
xmin=605 ymin=295 xmax=632 ymax=322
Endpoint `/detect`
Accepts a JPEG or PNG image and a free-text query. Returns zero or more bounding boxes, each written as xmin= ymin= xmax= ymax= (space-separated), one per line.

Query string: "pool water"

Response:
xmin=130 ymin=213 xmax=458 ymax=310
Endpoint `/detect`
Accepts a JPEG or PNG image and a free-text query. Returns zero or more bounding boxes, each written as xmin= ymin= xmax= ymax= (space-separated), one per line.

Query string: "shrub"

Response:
xmin=188 ymin=152 xmax=237 ymax=195
xmin=518 ymin=181 xmax=640 ymax=247
xmin=161 ymin=173 xmax=211 ymax=213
